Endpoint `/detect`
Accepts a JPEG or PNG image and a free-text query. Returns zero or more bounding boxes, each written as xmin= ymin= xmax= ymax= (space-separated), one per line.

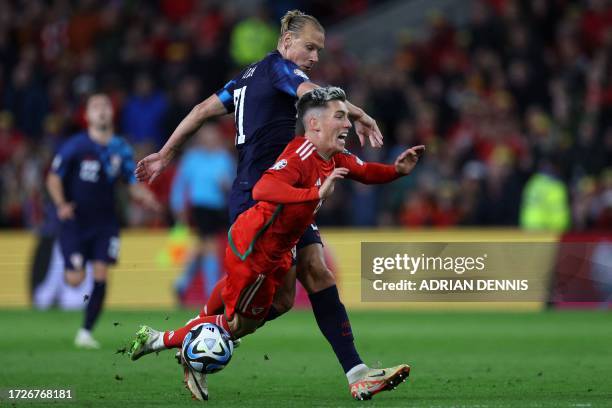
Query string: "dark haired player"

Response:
xmin=136 ymin=9 xmax=387 ymax=399
xmin=131 ymin=87 xmax=424 ymax=400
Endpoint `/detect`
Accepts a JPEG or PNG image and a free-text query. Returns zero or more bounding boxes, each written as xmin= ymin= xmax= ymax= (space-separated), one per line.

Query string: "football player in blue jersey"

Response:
xmin=47 ymin=94 xmax=160 ymax=349
xmin=136 ymin=10 xmax=408 ymax=400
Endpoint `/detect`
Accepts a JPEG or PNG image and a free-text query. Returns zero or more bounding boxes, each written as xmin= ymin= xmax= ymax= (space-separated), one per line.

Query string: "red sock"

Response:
xmin=163 ymin=314 xmax=231 ymax=348
xmin=200 ymin=276 xmax=227 ymax=317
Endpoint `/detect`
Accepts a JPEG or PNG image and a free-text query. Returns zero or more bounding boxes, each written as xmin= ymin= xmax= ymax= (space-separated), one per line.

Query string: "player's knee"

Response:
xmin=93 ymin=270 xmax=107 ymax=281
xmin=272 ymin=290 xmax=294 ymax=314
xmin=92 ymin=262 xmax=108 ymax=281
xmin=229 ymin=316 xmax=259 ymax=338
xmin=232 ymin=325 xmax=257 ymax=338
xmin=271 ymin=265 xmax=296 ymax=315
xmin=65 ymin=270 xmax=85 ymax=287
xmin=298 ymin=258 xmax=336 ymax=294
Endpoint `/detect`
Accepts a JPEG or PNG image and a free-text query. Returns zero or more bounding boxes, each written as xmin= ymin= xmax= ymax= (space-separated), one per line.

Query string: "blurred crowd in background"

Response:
xmin=1 ymin=0 xmax=611 ymax=231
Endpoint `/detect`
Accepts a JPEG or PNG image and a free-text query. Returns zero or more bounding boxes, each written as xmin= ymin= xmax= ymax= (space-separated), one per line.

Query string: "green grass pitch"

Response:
xmin=0 ymin=309 xmax=610 ymax=407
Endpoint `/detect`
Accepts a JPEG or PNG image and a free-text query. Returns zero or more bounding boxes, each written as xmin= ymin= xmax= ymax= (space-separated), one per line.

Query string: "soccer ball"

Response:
xmin=181 ymin=323 xmax=234 ymax=374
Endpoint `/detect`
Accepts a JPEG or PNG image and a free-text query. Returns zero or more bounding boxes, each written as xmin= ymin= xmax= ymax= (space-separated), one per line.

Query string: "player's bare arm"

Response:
xmin=297 ymin=82 xmax=383 ymax=148
xmin=128 ymin=184 xmax=162 ymax=212
xmin=135 ymin=94 xmax=227 ymax=184
xmin=46 ymin=172 xmax=74 ymax=220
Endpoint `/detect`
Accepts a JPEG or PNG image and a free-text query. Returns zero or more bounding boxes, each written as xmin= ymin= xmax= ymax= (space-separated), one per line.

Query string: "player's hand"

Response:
xmin=319 ymin=167 xmax=349 ymax=199
xmin=57 ymin=202 xmax=75 ymax=220
xmin=354 ymin=114 xmax=384 ymax=148
xmin=394 ymin=145 xmax=425 ymax=175
xmin=135 ymin=150 xmax=172 ymax=184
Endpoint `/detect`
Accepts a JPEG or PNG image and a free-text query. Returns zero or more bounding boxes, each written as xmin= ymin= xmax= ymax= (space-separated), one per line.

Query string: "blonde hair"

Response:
xmin=279 ymin=10 xmax=324 ymax=38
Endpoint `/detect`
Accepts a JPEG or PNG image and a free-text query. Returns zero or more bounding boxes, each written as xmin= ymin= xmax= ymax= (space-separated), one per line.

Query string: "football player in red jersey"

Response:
xmin=136 ymin=10 xmax=389 ymax=402
xmin=129 ymin=87 xmax=424 ymax=400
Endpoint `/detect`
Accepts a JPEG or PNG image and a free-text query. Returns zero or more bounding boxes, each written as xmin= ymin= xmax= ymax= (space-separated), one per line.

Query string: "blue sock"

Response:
xmin=175 ymin=257 xmax=200 ymax=294
xmin=84 ymin=280 xmax=106 ymax=331
xmin=309 ymin=285 xmax=363 ymax=373
xmin=202 ymin=254 xmax=220 ymax=298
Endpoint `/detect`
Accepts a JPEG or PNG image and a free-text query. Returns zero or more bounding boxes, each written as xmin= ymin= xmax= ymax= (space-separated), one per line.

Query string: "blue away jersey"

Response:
xmin=51 ymin=132 xmax=137 ymax=227
xmin=216 ymin=51 xmax=309 ymax=195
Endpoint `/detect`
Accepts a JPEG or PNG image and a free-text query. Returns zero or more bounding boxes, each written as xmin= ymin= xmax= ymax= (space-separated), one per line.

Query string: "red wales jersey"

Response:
xmin=227 ymin=136 xmax=399 ymax=273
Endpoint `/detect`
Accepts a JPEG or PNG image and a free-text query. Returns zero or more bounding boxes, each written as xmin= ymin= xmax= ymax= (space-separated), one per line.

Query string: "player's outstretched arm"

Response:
xmin=135 ymin=94 xmax=227 ymax=184
xmin=297 ymin=82 xmax=383 ymax=148
xmin=337 ymin=145 xmax=425 ymax=184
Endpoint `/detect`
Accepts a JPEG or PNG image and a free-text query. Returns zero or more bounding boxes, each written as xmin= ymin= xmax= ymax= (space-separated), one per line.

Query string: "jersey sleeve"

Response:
xmin=334 ymin=150 xmax=400 ymax=184
xmin=50 ymin=141 xmax=76 ymax=180
xmin=269 ymin=58 xmax=309 ymax=97
xmin=215 ymin=79 xmax=238 ymax=113
xmin=252 ymin=153 xmax=319 ymax=203
xmin=119 ymin=141 xmax=137 ymax=185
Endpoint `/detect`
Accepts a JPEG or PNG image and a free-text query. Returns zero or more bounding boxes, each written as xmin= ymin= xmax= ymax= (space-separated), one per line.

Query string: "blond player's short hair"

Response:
xmin=279 ymin=10 xmax=324 ymax=38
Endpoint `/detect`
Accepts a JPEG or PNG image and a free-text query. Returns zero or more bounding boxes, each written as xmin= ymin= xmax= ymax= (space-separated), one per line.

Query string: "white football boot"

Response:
xmin=184 ymin=364 xmax=209 ymax=401
xmin=349 ymin=364 xmax=411 ymax=400
xmin=74 ymin=328 xmax=100 ymax=349
xmin=176 ymin=338 xmax=240 ymax=401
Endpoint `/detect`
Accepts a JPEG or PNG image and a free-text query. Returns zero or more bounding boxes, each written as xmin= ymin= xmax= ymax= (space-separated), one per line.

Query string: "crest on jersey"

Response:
xmin=293 ymin=69 xmax=309 ymax=79
xmin=270 ymin=159 xmax=287 ymax=170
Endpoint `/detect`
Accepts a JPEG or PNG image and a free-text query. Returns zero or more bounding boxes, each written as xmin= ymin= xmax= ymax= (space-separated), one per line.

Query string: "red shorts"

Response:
xmin=222 ymin=239 xmax=292 ymax=320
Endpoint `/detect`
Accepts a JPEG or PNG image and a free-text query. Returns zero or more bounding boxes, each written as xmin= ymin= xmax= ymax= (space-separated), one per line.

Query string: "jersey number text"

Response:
xmin=233 ymin=86 xmax=247 ymax=145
